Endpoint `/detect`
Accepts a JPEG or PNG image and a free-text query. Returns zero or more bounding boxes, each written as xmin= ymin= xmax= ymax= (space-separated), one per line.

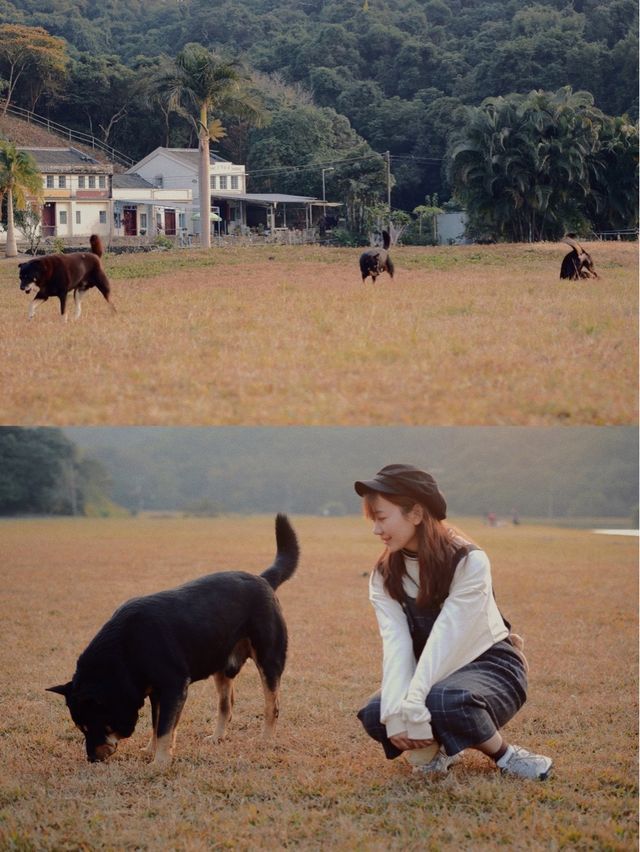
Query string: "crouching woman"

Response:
xmin=354 ymin=464 xmax=552 ymax=780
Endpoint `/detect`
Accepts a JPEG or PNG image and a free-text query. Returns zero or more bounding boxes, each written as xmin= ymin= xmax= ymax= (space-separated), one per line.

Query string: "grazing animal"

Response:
xmin=47 ymin=514 xmax=300 ymax=768
xmin=19 ymin=235 xmax=115 ymax=320
xmin=560 ymin=235 xmax=599 ymax=280
xmin=359 ymin=230 xmax=395 ymax=283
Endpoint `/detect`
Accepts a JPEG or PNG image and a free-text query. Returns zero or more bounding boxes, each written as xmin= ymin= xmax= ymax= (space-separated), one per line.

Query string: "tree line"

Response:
xmin=66 ymin=427 xmax=638 ymax=522
xmin=1 ymin=426 xmax=636 ymax=521
xmin=0 ymin=0 xmax=637 ymax=241
xmin=0 ymin=428 xmax=117 ymax=516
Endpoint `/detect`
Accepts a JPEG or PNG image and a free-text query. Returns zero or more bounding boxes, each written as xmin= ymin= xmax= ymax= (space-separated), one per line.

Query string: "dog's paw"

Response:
xmin=150 ymin=752 xmax=173 ymax=770
xmin=204 ymin=733 xmax=226 ymax=744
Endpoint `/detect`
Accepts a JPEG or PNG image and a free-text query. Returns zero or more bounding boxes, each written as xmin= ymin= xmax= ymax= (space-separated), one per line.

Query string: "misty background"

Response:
xmin=59 ymin=427 xmax=637 ymax=522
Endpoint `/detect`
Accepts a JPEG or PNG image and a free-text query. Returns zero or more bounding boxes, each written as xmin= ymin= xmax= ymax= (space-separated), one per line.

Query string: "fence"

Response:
xmin=3 ymin=104 xmax=135 ymax=168
xmin=592 ymin=228 xmax=638 ymax=241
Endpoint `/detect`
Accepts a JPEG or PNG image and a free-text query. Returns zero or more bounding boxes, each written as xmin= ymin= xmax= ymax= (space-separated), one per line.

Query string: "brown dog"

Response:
xmin=19 ymin=235 xmax=115 ymax=320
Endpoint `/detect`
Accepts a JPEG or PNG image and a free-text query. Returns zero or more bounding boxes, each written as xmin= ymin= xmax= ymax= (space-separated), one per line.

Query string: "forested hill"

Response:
xmin=5 ymin=0 xmax=637 ymax=117
xmin=1 ymin=0 xmax=637 ymax=233
xmin=65 ymin=427 xmax=638 ymax=521
xmin=3 ymin=0 xmax=636 ymax=120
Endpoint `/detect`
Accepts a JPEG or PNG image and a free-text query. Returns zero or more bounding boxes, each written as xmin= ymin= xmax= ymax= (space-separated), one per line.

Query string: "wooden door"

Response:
xmin=42 ymin=203 xmax=56 ymax=237
xmin=164 ymin=209 xmax=176 ymax=236
xmin=123 ymin=207 xmax=137 ymax=236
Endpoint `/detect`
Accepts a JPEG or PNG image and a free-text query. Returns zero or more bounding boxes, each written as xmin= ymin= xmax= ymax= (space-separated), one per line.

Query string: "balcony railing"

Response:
xmin=5 ymin=104 xmax=135 ymax=168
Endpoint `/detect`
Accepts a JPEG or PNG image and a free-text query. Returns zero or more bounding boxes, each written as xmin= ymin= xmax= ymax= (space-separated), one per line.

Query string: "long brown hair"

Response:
xmin=363 ymin=492 xmax=472 ymax=608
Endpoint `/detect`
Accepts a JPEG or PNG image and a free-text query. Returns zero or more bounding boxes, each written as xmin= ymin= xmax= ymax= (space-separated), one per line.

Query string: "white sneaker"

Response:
xmin=409 ymin=746 xmax=461 ymax=775
xmin=498 ymin=744 xmax=553 ymax=780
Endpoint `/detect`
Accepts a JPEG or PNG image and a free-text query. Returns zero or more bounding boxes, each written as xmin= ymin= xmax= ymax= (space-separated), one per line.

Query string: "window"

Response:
xmin=76 ymin=211 xmax=81 ymax=225
xmin=99 ymin=175 xmax=106 ymax=189
xmin=154 ymin=175 xmax=163 ymax=188
xmin=58 ymin=175 xmax=66 ymax=188
xmin=140 ymin=213 xmax=148 ymax=229
xmin=178 ymin=212 xmax=186 ymax=229
xmin=46 ymin=175 xmax=54 ymax=188
xmin=99 ymin=211 xmax=106 ymax=224
xmin=231 ymin=175 xmax=239 ymax=190
xmin=59 ymin=211 xmax=67 ymax=224
xmin=219 ymin=175 xmax=227 ymax=190
xmin=88 ymin=176 xmax=96 ymax=189
xmin=78 ymin=175 xmax=86 ymax=188
xmin=210 ymin=175 xmax=216 ymax=190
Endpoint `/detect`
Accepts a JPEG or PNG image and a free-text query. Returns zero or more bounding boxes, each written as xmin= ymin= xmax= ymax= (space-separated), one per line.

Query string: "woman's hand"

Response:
xmin=389 ymin=732 xmax=436 ymax=751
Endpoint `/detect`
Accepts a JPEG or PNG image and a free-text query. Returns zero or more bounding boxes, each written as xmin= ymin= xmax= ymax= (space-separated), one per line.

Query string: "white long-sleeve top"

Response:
xmin=369 ymin=548 xmax=509 ymax=740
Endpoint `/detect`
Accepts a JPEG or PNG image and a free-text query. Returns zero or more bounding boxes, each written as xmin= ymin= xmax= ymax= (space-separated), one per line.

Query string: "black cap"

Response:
xmin=354 ymin=463 xmax=447 ymax=520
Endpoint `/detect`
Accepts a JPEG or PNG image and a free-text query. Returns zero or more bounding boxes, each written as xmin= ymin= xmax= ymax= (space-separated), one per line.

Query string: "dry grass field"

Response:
xmin=0 ymin=241 xmax=636 ymax=426
xmin=1 ymin=514 xmax=637 ymax=850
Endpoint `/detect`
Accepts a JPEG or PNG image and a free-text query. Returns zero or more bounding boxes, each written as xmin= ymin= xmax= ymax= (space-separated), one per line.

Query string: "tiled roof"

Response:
xmin=112 ymin=173 xmax=154 ymax=189
xmin=164 ymin=148 xmax=228 ymax=166
xmin=19 ymin=146 xmax=113 ymax=172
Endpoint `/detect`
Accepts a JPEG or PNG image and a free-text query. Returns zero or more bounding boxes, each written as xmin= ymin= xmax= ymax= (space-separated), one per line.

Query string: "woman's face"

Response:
xmin=369 ymin=494 xmax=421 ymax=553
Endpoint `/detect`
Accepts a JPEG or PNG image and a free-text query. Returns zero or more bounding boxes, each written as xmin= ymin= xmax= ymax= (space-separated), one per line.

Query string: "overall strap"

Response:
xmin=402 ymin=544 xmax=513 ymax=656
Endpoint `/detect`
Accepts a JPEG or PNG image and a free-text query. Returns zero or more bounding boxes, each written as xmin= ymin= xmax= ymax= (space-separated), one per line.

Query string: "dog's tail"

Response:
xmin=382 ymin=230 xmax=391 ymax=250
xmin=90 ymin=234 xmax=104 ymax=258
xmin=563 ymin=234 xmax=583 ymax=254
xmin=261 ymin=514 xmax=299 ymax=590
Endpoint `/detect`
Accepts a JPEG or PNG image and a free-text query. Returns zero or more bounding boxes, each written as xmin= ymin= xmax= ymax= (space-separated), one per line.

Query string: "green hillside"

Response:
xmin=0 ymin=0 xmax=637 ymax=233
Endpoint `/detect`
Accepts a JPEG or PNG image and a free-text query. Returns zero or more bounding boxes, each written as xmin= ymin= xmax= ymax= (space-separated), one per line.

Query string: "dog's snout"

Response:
xmin=88 ymin=741 xmax=117 ymax=762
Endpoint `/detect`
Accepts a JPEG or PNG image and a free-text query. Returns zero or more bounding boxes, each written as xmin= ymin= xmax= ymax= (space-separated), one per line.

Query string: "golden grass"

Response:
xmin=0 ymin=241 xmax=636 ymax=425
xmin=1 ymin=515 xmax=637 ymax=850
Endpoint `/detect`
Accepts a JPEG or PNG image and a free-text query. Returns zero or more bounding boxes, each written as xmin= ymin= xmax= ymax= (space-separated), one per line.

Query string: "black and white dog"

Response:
xmin=359 ymin=230 xmax=395 ymax=283
xmin=48 ymin=514 xmax=299 ymax=768
xmin=560 ymin=235 xmax=599 ymax=280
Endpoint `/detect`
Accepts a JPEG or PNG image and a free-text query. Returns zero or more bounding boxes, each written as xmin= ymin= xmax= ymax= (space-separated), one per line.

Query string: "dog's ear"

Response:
xmin=47 ymin=682 xmax=72 ymax=697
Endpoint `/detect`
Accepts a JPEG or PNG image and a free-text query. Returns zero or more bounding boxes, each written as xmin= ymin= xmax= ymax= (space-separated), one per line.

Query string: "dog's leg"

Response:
xmin=28 ymin=299 xmax=40 ymax=320
xmin=205 ymin=672 xmax=235 ymax=742
xmin=94 ymin=270 xmax=117 ymax=313
xmin=151 ymin=683 xmax=188 ymax=768
xmin=256 ymin=665 xmax=280 ymax=740
xmin=58 ymin=291 xmax=70 ymax=322
xmin=141 ymin=692 xmax=159 ymax=755
xmin=74 ymin=289 xmax=83 ymax=320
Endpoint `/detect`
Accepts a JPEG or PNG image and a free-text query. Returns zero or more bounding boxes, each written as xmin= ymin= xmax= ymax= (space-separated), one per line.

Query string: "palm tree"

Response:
xmin=0 ymin=142 xmax=42 ymax=258
xmin=150 ymin=44 xmax=264 ymax=248
xmin=449 ymin=88 xmax=603 ymax=241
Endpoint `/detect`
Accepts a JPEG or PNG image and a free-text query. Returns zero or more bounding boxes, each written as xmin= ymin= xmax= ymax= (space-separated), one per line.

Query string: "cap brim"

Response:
xmin=354 ymin=478 xmax=397 ymax=497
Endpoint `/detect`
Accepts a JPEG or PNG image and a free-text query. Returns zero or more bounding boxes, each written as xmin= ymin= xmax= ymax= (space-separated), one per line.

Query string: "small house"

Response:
xmin=19 ymin=147 xmax=113 ymax=239
xmin=128 ymin=147 xmax=328 ymax=236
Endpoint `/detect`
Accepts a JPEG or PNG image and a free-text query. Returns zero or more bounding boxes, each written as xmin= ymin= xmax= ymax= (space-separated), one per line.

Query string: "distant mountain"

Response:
xmin=65 ymin=427 xmax=638 ymax=520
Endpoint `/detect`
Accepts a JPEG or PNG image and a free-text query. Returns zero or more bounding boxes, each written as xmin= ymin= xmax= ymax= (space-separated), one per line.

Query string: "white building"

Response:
xmin=128 ymin=147 xmax=324 ymax=235
xmin=436 ymin=211 xmax=468 ymax=245
xmin=128 ymin=147 xmax=246 ymax=235
xmin=19 ymin=147 xmax=113 ymax=239
xmin=111 ymin=173 xmax=192 ymax=238
xmin=8 ymin=147 xmax=193 ymax=243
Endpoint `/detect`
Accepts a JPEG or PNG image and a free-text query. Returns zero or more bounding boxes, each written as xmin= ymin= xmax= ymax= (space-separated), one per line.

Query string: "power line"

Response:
xmin=247 ymin=152 xmax=385 ymax=178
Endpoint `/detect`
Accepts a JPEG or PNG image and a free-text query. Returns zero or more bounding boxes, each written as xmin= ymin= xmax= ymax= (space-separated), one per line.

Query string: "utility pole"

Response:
xmin=385 ymin=150 xmax=392 ymax=231
xmin=321 ymin=167 xmax=334 ymax=219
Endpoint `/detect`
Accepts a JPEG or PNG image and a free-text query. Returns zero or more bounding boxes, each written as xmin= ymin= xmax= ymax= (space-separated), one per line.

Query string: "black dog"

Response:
xmin=560 ymin=235 xmax=599 ymax=280
xmin=359 ymin=230 xmax=394 ymax=283
xmin=19 ymin=235 xmax=115 ymax=320
xmin=47 ymin=514 xmax=299 ymax=768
